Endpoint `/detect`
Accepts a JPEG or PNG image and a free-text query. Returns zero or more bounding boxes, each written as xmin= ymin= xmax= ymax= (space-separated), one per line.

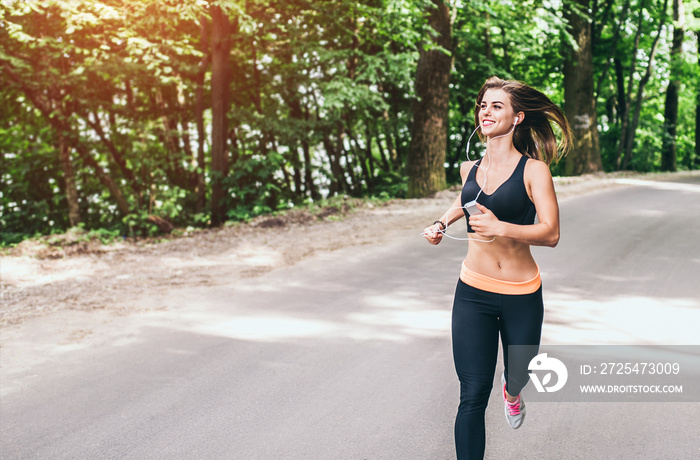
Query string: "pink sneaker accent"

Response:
xmin=501 ymin=373 xmax=526 ymax=429
xmin=504 ymin=389 xmax=523 ymax=416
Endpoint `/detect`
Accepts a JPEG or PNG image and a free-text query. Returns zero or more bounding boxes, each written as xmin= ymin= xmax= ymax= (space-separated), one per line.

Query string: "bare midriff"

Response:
xmin=461 ymin=238 xmax=541 ymax=294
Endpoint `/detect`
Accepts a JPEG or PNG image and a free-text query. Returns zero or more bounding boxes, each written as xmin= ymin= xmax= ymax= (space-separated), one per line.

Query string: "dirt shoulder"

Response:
xmin=1 ymin=171 xmax=696 ymax=329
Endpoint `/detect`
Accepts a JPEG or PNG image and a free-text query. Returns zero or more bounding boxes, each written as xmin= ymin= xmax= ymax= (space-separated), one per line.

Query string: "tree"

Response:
xmin=209 ymin=4 xmax=232 ymax=225
xmin=2 ymin=0 xmax=698 ymax=245
xmin=696 ymin=28 xmax=700 ymax=168
xmin=0 ymin=7 xmax=133 ymax=216
xmin=614 ymin=0 xmax=669 ymax=170
xmin=691 ymin=5 xmax=700 ymax=169
xmin=448 ymin=1 xmax=572 ymax=181
xmin=661 ymin=0 xmax=684 ymax=171
xmin=56 ymin=131 xmax=81 ymax=227
xmin=406 ymin=0 xmax=453 ymax=198
xmin=563 ymin=0 xmax=604 ymax=175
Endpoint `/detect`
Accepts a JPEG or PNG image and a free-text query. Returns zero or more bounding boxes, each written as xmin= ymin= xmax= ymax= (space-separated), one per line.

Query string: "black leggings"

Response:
xmin=451 ymin=279 xmax=544 ymax=460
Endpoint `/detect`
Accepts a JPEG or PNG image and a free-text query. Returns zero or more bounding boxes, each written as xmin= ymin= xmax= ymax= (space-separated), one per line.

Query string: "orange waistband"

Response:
xmin=460 ymin=262 xmax=541 ymax=295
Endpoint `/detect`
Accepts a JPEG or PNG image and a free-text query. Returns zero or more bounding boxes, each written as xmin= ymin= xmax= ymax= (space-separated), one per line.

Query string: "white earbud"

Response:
xmin=465 ymin=124 xmax=481 ymax=159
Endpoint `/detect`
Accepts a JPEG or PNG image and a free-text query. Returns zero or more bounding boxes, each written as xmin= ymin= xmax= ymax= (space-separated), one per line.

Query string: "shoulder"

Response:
xmin=523 ymin=158 xmax=556 ymax=200
xmin=459 ymin=160 xmax=478 ymax=185
xmin=523 ymin=157 xmax=553 ymax=182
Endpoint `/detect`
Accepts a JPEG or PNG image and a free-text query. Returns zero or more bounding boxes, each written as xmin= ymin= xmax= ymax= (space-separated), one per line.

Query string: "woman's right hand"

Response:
xmin=423 ymin=224 xmax=444 ymax=245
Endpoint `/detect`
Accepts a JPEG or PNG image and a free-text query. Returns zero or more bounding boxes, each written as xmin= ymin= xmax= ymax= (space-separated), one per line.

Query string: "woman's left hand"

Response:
xmin=468 ymin=203 xmax=501 ymax=238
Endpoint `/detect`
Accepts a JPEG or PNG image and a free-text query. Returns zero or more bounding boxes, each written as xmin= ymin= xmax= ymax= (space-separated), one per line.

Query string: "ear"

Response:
xmin=514 ymin=112 xmax=525 ymax=125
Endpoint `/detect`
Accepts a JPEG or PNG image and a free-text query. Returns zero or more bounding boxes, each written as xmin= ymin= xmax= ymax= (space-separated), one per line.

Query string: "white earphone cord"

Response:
xmin=421 ymin=120 xmax=518 ymax=242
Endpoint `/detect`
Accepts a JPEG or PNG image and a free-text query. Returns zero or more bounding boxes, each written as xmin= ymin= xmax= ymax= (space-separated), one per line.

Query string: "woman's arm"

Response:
xmin=468 ymin=160 xmax=560 ymax=247
xmin=423 ymin=161 xmax=475 ymax=245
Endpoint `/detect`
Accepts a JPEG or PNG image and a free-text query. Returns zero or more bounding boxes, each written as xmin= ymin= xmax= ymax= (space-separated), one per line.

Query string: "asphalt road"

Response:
xmin=2 ymin=175 xmax=699 ymax=460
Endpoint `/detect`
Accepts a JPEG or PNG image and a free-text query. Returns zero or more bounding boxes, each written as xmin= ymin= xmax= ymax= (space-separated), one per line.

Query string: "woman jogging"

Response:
xmin=422 ymin=76 xmax=572 ymax=459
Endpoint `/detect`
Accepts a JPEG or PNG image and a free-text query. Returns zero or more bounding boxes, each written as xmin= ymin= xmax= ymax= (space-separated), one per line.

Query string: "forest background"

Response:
xmin=1 ymin=0 xmax=699 ymax=246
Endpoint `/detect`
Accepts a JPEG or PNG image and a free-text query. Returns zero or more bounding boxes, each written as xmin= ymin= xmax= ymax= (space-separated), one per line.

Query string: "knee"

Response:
xmin=457 ymin=374 xmax=493 ymax=413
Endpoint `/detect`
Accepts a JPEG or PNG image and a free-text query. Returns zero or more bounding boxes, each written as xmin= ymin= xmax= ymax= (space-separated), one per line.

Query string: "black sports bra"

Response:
xmin=461 ymin=155 xmax=536 ymax=233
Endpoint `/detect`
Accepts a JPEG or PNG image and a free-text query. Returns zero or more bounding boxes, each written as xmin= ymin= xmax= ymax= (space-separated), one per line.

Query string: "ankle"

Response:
xmin=503 ymin=382 xmax=518 ymax=403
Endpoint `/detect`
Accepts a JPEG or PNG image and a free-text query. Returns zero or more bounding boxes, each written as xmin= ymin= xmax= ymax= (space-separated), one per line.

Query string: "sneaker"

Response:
xmin=501 ymin=373 xmax=526 ymax=429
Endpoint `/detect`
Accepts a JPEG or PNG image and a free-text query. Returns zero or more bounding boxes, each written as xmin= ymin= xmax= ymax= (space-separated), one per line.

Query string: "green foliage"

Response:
xmin=79 ymin=226 xmax=121 ymax=245
xmin=0 ymin=100 xmax=70 ymax=244
xmin=1 ymin=0 xmax=698 ymax=246
xmin=447 ymin=0 xmax=571 ymax=180
xmin=371 ymin=171 xmax=409 ymax=199
xmin=222 ymin=151 xmax=288 ymax=222
xmin=121 ymin=211 xmax=161 ymax=238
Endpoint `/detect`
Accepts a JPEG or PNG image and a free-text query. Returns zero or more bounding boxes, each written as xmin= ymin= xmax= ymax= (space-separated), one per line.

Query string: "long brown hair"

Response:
xmin=474 ymin=76 xmax=573 ymax=165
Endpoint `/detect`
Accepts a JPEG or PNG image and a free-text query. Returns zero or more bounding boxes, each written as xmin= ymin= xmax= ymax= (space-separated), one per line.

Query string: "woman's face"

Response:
xmin=478 ymin=88 xmax=518 ymax=138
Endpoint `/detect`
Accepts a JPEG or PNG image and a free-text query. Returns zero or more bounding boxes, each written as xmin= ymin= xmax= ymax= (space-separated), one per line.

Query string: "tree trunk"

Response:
xmin=406 ymin=0 xmax=452 ymax=198
xmin=287 ymin=85 xmax=319 ymax=200
xmin=595 ymin=0 xmax=631 ymax=99
xmin=156 ymin=86 xmax=184 ymax=176
xmin=271 ymin=137 xmax=294 ymax=197
xmin=661 ymin=82 xmax=679 ymax=171
xmin=301 ymin=139 xmax=319 ymax=200
xmin=484 ymin=12 xmax=493 ymax=61
xmin=375 ymin=131 xmax=391 ymax=173
xmin=288 ymin=147 xmax=303 ymax=199
xmin=564 ymin=0 xmax=603 ymax=175
xmin=195 ymin=63 xmax=207 ymax=213
xmin=302 ymin=105 xmax=320 ymax=200
xmin=614 ymin=57 xmax=626 ymax=126
xmin=622 ymin=0 xmax=668 ymax=170
xmin=615 ymin=0 xmax=646 ymax=169
xmin=381 ymin=116 xmax=397 ymax=169
xmin=210 ymin=5 xmax=231 ymax=225
xmin=57 ymin=131 xmax=81 ymax=227
xmin=661 ymin=0 xmax=684 ymax=172
xmin=338 ymin=123 xmax=359 ymax=192
xmin=365 ymin=125 xmax=377 ymax=183
xmin=696 ymin=31 xmax=700 ymax=169
xmin=501 ymin=27 xmax=511 ymax=74
xmin=195 ymin=14 xmax=209 ymax=213
xmin=322 ymin=134 xmax=343 ymax=196
xmin=387 ymin=83 xmax=404 ymax=170
xmin=347 ymin=125 xmax=373 ymax=191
